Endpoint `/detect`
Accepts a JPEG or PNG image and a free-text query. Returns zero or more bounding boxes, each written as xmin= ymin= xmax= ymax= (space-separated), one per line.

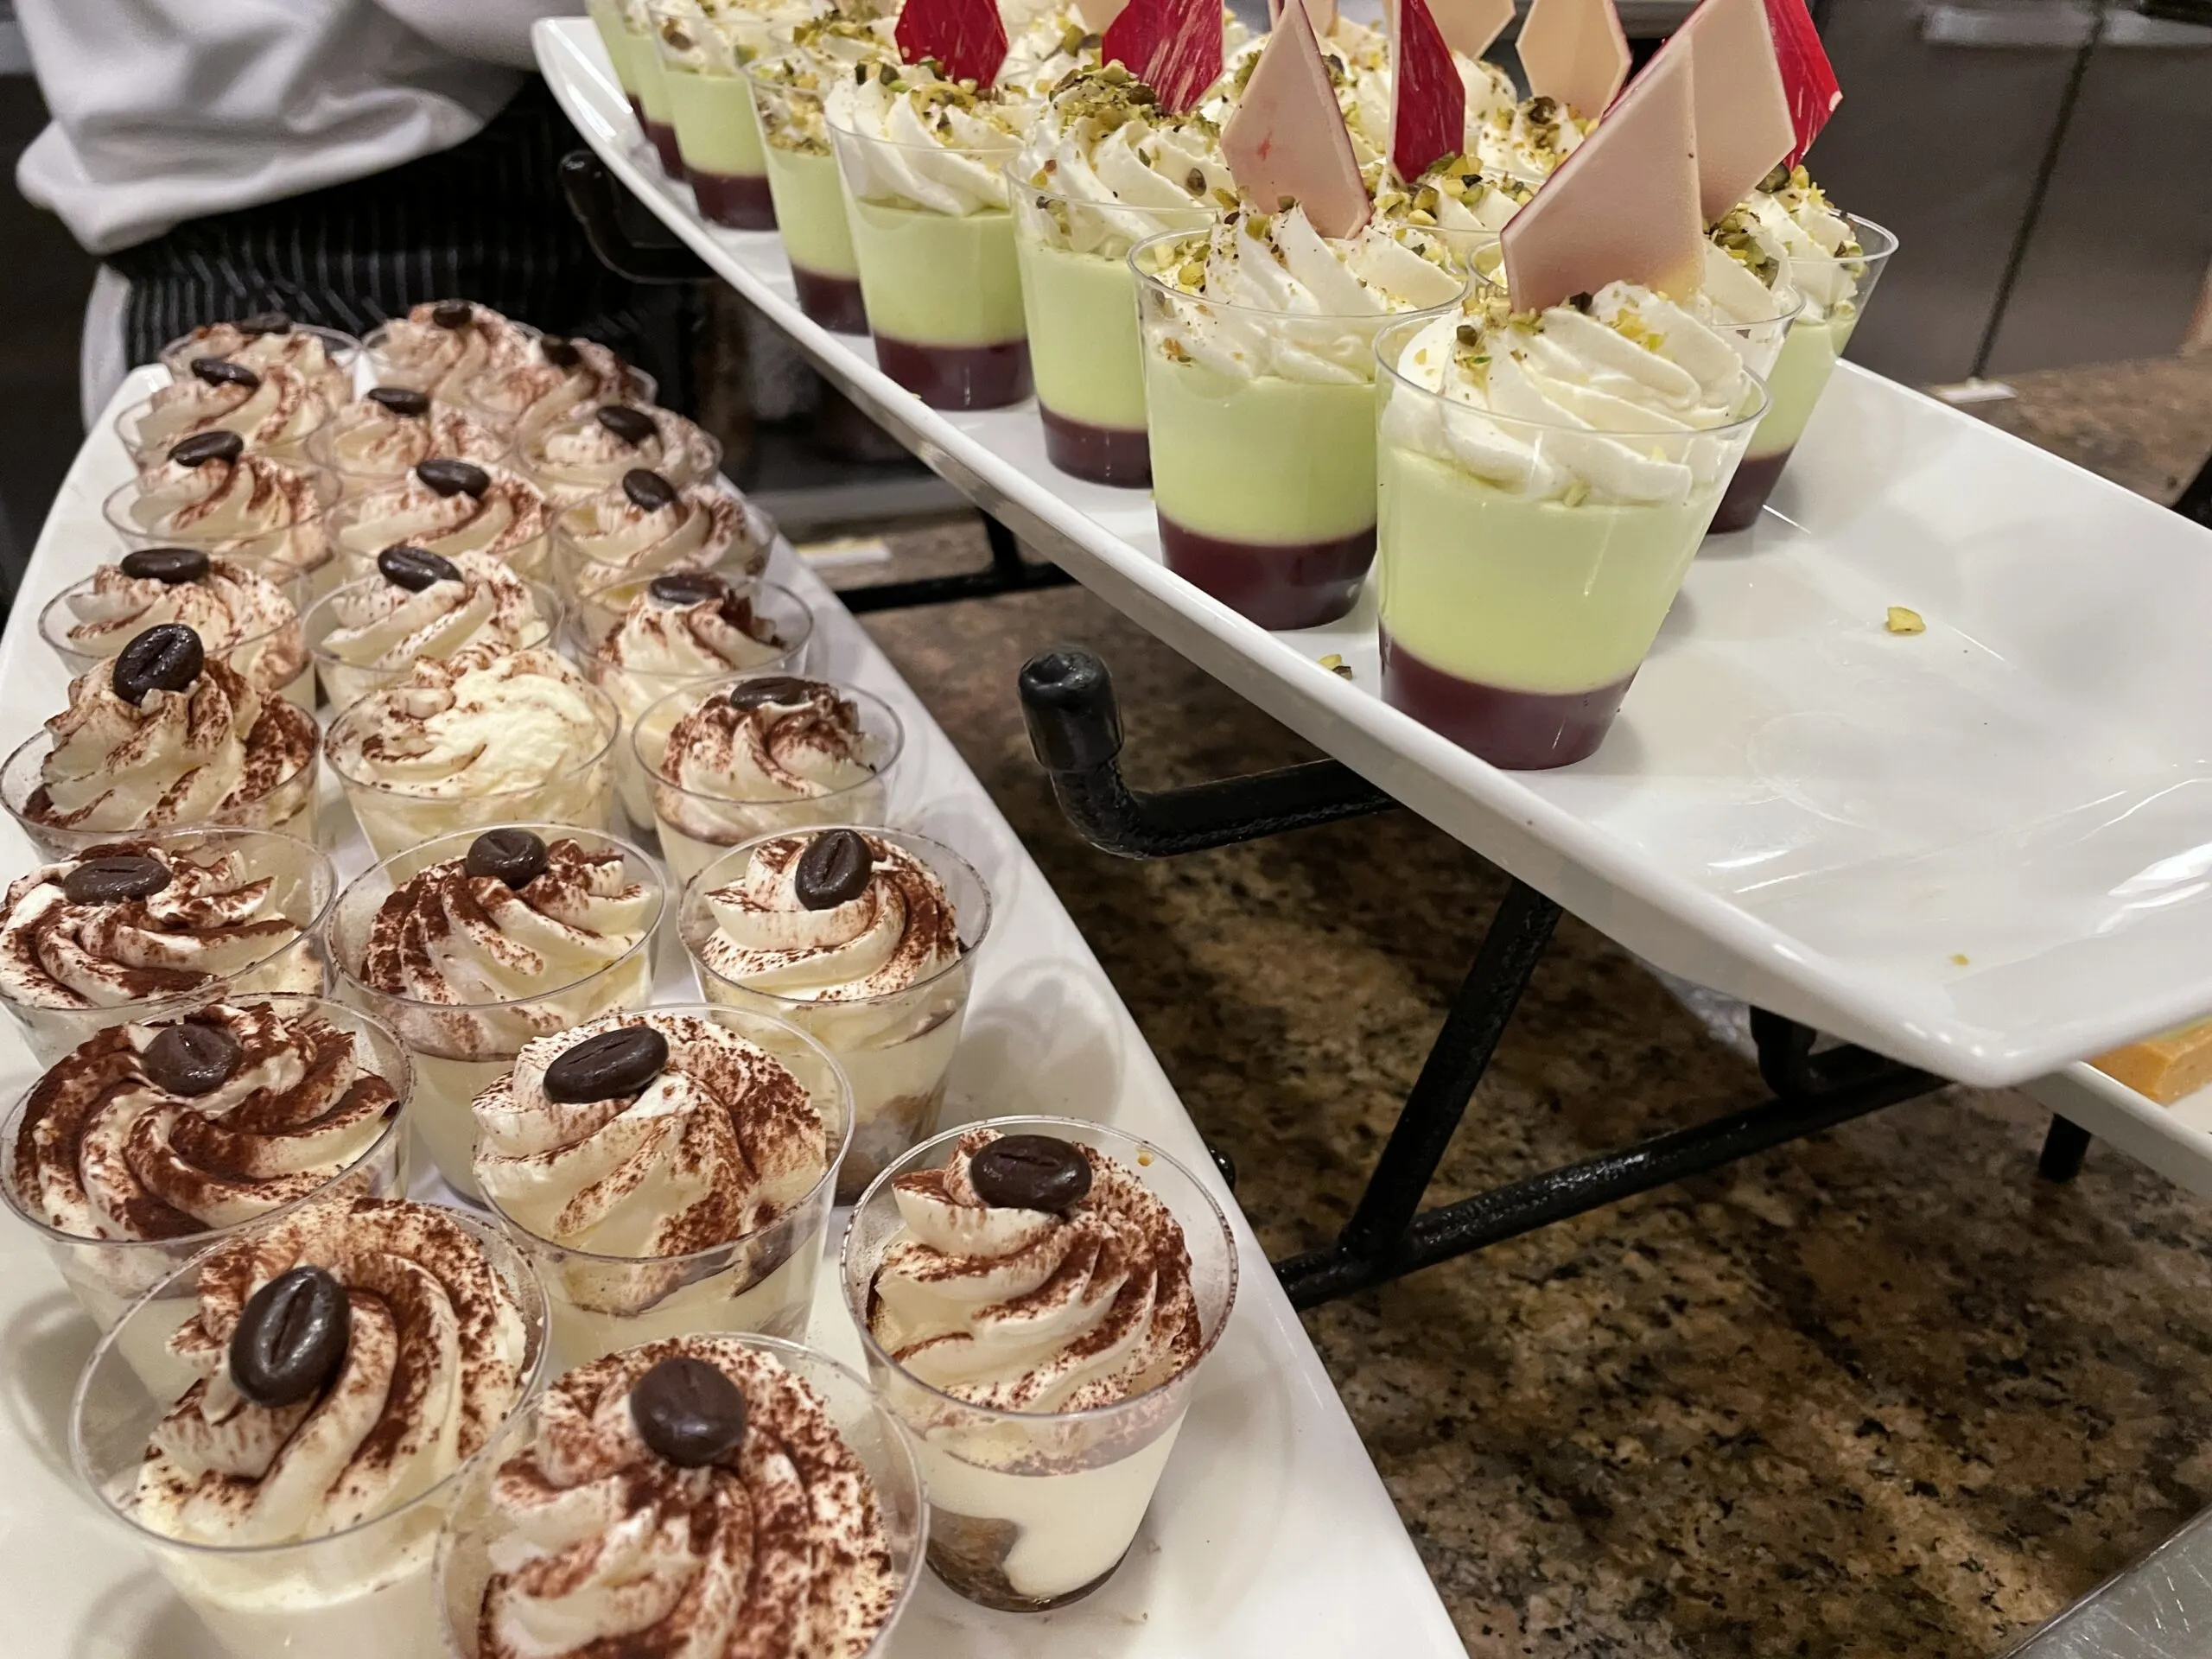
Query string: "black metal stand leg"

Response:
xmin=2037 ymin=1115 xmax=2092 ymax=1182
xmin=559 ymin=152 xmax=710 ymax=283
xmin=837 ymin=513 xmax=1074 ymax=613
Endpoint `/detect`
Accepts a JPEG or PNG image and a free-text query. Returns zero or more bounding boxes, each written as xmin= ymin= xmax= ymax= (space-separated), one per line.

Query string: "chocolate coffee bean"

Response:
xmin=969 ymin=1134 xmax=1093 ymax=1212
xmin=61 ymin=854 xmax=171 ymax=905
xmin=229 ymin=1266 xmax=351 ymax=1409
xmin=631 ymin=1355 xmax=747 ymax=1467
xmin=235 ymin=311 xmax=292 ymax=336
xmin=416 ymin=457 xmax=490 ymax=498
xmin=727 ymin=676 xmax=817 ymax=711
xmin=113 ymin=624 xmax=206 ymax=705
xmin=143 ymin=1021 xmax=244 ymax=1096
xmin=365 ymin=385 xmax=431 ymax=417
xmin=190 ymin=357 xmax=262 ymax=390
xmin=544 ymin=1026 xmax=670 ymax=1103
xmin=540 ymin=336 xmax=582 ymax=368
xmin=793 ymin=829 xmax=873 ymax=911
xmin=646 ymin=571 xmax=728 ymax=607
xmin=465 ymin=828 xmax=549 ymax=889
xmin=119 ymin=547 xmax=209 ymax=585
xmin=431 ymin=300 xmax=474 ymax=329
xmin=169 ymin=429 xmax=243 ymax=468
xmin=622 ymin=467 xmax=678 ymax=512
xmin=377 ymin=544 xmax=461 ymax=591
xmin=595 ymin=404 xmax=658 ymax=447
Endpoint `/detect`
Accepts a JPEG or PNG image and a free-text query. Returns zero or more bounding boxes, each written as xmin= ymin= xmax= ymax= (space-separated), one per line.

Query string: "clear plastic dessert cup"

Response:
xmin=842 ymin=1115 xmax=1237 ymax=1610
xmin=480 ymin=1003 xmax=852 ymax=1370
xmin=115 ymin=391 xmax=334 ymax=471
xmin=1710 ymin=216 xmax=1898 ymax=533
xmin=585 ymin=0 xmax=643 ymax=118
xmin=0 ymin=827 xmax=335 ymax=1065
xmin=303 ymin=396 xmax=516 ymax=496
xmin=569 ymin=566 xmax=809 ymax=662
xmin=747 ymin=64 xmax=868 ymax=332
xmin=156 ymin=322 xmax=360 ymax=383
xmin=68 ymin=1211 xmax=548 ymax=1659
xmin=1371 ymin=314 xmax=1770 ymax=770
xmin=0 ymin=995 xmax=411 ymax=1349
xmin=621 ymin=10 xmax=686 ymax=177
xmin=550 ymin=486 xmax=775 ymax=605
xmin=1130 ymin=229 xmax=1465 ymax=631
xmin=2 ymin=726 xmax=321 ymax=864
xmin=327 ymin=823 xmax=665 ymax=1198
xmin=828 ymin=116 xmax=1030 ymax=410
xmin=325 ymin=486 xmax=555 ymax=588
xmin=100 ymin=465 xmax=342 ymax=604
xmin=302 ymin=574 xmax=562 ymax=713
xmin=37 ymin=561 xmax=315 ymax=712
xmin=321 ymin=674 xmax=621 ymax=864
xmin=513 ymin=404 xmax=726 ymax=510
xmin=638 ymin=675 xmax=903 ymax=886
xmin=1007 ymin=171 xmax=1215 ymax=487
xmin=661 ymin=46 xmax=775 ymax=229
xmin=685 ymin=826 xmax=989 ymax=1200
xmin=436 ymin=1332 xmax=927 ymax=1656
xmin=357 ymin=310 xmax=543 ymax=395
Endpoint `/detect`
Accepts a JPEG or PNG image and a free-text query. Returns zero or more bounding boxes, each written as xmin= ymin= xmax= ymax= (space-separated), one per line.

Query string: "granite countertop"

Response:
xmin=840 ymin=349 xmax=2212 ymax=1658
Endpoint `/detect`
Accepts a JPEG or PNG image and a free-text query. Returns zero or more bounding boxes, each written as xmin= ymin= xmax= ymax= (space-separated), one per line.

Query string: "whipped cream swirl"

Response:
xmin=137 ymin=1197 xmax=531 ymax=1547
xmin=476 ymin=1337 xmax=898 ymax=1659
xmin=824 ymin=65 xmax=1029 ymax=215
xmin=162 ymin=324 xmax=355 ymax=404
xmin=333 ymin=467 xmax=551 ymax=575
xmin=871 ymin=1128 xmax=1200 ymax=1410
xmin=60 ymin=558 xmax=305 ymax=695
xmin=592 ymin=586 xmax=788 ymax=681
xmin=316 ymin=563 xmax=550 ymax=690
xmin=753 ymin=18 xmax=898 ymax=154
xmin=1383 ymin=285 xmax=1762 ymax=505
xmin=1736 ymin=165 xmax=1866 ymax=323
xmin=1012 ymin=66 xmax=1234 ymax=257
xmin=655 ymin=680 xmax=877 ymax=840
xmin=10 ymin=1001 xmax=399 ymax=1240
xmin=474 ymin=1010 xmax=827 ymax=1259
xmin=464 ymin=337 xmax=652 ymax=437
xmin=31 ymin=655 xmax=316 ymax=834
xmin=368 ymin=302 xmax=539 ymax=402
xmin=695 ymin=830 xmax=958 ymax=1001
xmin=315 ymin=394 xmax=509 ymax=486
xmin=518 ymin=406 xmax=722 ymax=506
xmin=1471 ymin=93 xmax=1591 ymax=184
xmin=556 ymin=478 xmax=763 ymax=589
xmin=652 ymin=0 xmax=812 ymax=72
xmin=327 ymin=646 xmax=613 ymax=801
xmin=122 ymin=454 xmax=333 ymax=582
xmin=1142 ymin=203 xmax=1462 ymax=382
xmin=130 ymin=364 xmax=334 ymax=460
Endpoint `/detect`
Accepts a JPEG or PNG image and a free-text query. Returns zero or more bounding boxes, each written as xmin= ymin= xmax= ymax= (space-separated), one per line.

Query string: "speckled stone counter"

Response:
xmin=827 ymin=351 xmax=2212 ymax=1657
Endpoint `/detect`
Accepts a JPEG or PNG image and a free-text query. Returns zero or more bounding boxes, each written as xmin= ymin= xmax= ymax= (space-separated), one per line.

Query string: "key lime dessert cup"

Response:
xmin=473 ymin=1003 xmax=852 ymax=1370
xmin=828 ymin=115 xmax=1031 ymax=410
xmin=68 ymin=1205 xmax=548 ymax=1659
xmin=587 ymin=0 xmax=645 ymax=122
xmin=748 ymin=58 xmax=869 ymax=331
xmin=1008 ymin=173 xmax=1214 ymax=488
xmin=842 ymin=1115 xmax=1238 ymax=1611
xmin=1131 ymin=226 xmax=1465 ymax=630
xmin=657 ymin=17 xmax=775 ymax=228
xmin=624 ymin=1 xmax=687 ymax=176
xmin=327 ymin=823 xmax=666 ymax=1199
xmin=1371 ymin=311 xmax=1770 ymax=769
xmin=1710 ymin=215 xmax=1897 ymax=532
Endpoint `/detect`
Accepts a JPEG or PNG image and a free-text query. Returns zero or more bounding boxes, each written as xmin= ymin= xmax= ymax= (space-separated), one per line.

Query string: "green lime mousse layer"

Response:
xmin=1144 ymin=358 xmax=1378 ymax=545
xmin=1015 ymin=236 xmax=1146 ymax=433
xmin=845 ymin=200 xmax=1024 ymax=347
xmin=628 ymin=28 xmax=674 ymax=127
xmin=1745 ymin=313 xmax=1857 ymax=459
xmin=664 ymin=67 xmax=766 ymax=177
xmin=764 ymin=145 xmax=857 ymax=279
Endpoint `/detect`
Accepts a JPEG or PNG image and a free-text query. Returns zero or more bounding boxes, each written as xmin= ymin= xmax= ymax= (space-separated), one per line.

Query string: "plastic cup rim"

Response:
xmin=37 ymin=567 xmax=309 ymax=669
xmin=157 ymin=322 xmax=361 ymax=371
xmin=823 ymin=105 xmax=1025 ymax=164
xmin=999 ymin=161 xmax=1223 ymax=226
xmin=320 ymin=670 xmax=622 ymax=801
xmin=301 ymin=572 xmax=563 ymax=675
xmin=516 ymin=405 xmax=723 ymax=479
xmin=113 ymin=391 xmax=337 ymax=467
xmin=574 ymin=573 xmax=811 ymax=652
xmin=1789 ymin=213 xmax=1900 ymax=270
xmin=0 ymin=729 xmax=324 ymax=855
xmin=632 ymin=673 xmax=904 ymax=804
xmin=99 ymin=462 xmax=341 ymax=543
xmin=1125 ymin=226 xmax=1471 ymax=327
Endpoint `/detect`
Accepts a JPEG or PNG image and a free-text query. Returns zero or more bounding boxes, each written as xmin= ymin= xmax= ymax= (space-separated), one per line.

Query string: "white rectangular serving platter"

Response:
xmin=537 ymin=16 xmax=2212 ymax=1090
xmin=0 ymin=367 xmax=1467 ymax=1658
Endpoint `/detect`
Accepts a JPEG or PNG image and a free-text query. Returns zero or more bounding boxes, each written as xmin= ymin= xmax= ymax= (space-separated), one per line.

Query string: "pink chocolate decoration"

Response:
xmin=1390 ymin=0 xmax=1466 ymax=182
xmin=1428 ymin=0 xmax=1514 ymax=60
xmin=1516 ymin=0 xmax=1630 ymax=118
xmin=1075 ymin=0 xmax=1134 ymax=31
xmin=894 ymin=0 xmax=1009 ymax=88
xmin=1268 ymin=0 xmax=1338 ymax=38
xmin=1660 ymin=0 xmax=1796 ymax=220
xmin=1103 ymin=0 xmax=1225 ymax=112
xmin=1764 ymin=0 xmax=1841 ymax=165
xmin=1499 ymin=42 xmax=1702 ymax=313
xmin=1222 ymin=0 xmax=1370 ymax=238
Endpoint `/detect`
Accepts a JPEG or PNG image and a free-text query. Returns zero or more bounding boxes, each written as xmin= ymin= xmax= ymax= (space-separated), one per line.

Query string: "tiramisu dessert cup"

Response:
xmin=102 ymin=447 xmax=340 ymax=601
xmin=573 ymin=574 xmax=814 ymax=829
xmin=684 ymin=826 xmax=988 ymax=1200
xmin=3 ymin=626 xmax=321 ymax=859
xmin=157 ymin=315 xmax=359 ymax=401
xmin=1711 ymin=204 xmax=1896 ymax=532
xmin=826 ymin=67 xmax=1033 ymax=410
xmin=327 ymin=457 xmax=554 ymax=586
xmin=68 ymin=1196 xmax=547 ymax=1659
xmin=1007 ymin=66 xmax=1227 ymax=485
xmin=1 ymin=995 xmax=410 ymax=1355
xmin=0 ymin=829 xmax=334 ymax=1065
xmin=359 ymin=300 xmax=541 ymax=404
xmin=1371 ymin=290 xmax=1769 ymax=769
xmin=40 ymin=549 xmax=311 ymax=710
xmin=550 ymin=467 xmax=772 ymax=604
xmin=322 ymin=646 xmax=621 ymax=862
xmin=842 ymin=1117 xmax=1237 ymax=1610
xmin=472 ymin=1005 xmax=851 ymax=1370
xmin=303 ymin=554 xmax=558 ymax=713
xmin=623 ymin=0 xmax=689 ymax=176
xmin=1131 ymin=214 xmax=1464 ymax=629
xmin=116 ymin=359 xmax=336 ymax=468
xmin=654 ymin=0 xmax=781 ymax=229
xmin=641 ymin=676 xmax=902 ymax=887
xmin=436 ymin=1333 xmax=925 ymax=1658
xmin=587 ymin=0 xmax=645 ymax=121
xmin=329 ymin=824 xmax=664 ymax=1198
xmin=515 ymin=402 xmax=725 ymax=509
xmin=461 ymin=334 xmax=655 ymax=439
xmin=308 ymin=386 xmax=510 ymax=496
xmin=747 ymin=31 xmax=888 ymax=332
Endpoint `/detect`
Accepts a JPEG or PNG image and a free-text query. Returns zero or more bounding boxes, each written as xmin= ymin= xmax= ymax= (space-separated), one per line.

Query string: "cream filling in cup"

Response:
xmin=38 ymin=561 xmax=315 ymax=714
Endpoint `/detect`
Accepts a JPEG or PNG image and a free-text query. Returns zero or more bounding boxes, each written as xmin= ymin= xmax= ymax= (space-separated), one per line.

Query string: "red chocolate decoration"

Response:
xmin=1389 ymin=0 xmax=1465 ymax=184
xmin=894 ymin=0 xmax=1009 ymax=88
xmin=1764 ymin=0 xmax=1841 ymax=165
xmin=1103 ymin=0 xmax=1224 ymax=113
